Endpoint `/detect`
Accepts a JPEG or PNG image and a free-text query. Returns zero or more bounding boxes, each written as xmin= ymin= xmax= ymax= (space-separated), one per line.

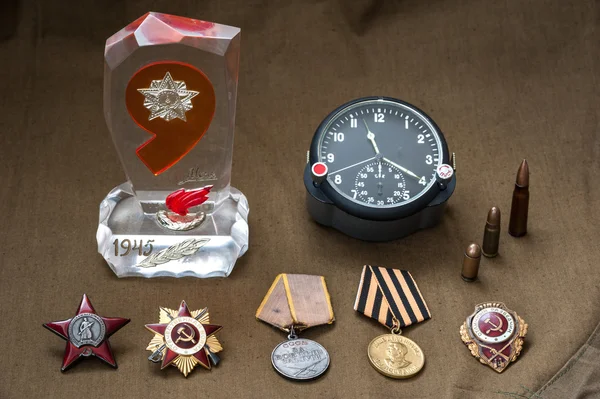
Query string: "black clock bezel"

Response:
xmin=309 ymin=96 xmax=450 ymax=221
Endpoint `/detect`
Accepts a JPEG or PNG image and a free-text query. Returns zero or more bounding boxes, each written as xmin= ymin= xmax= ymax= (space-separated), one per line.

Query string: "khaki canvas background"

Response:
xmin=0 ymin=1 xmax=598 ymax=398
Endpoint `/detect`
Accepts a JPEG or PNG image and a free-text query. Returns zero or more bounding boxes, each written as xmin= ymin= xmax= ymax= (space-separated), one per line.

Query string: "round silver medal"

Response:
xmin=68 ymin=313 xmax=106 ymax=348
xmin=271 ymin=338 xmax=330 ymax=380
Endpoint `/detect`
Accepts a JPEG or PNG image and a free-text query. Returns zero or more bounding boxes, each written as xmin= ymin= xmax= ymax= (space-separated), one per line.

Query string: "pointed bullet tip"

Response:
xmin=516 ymin=159 xmax=529 ymax=186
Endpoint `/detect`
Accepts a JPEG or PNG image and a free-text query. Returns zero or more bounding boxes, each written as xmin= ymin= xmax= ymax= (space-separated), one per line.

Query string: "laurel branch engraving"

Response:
xmin=136 ymin=238 xmax=210 ymax=268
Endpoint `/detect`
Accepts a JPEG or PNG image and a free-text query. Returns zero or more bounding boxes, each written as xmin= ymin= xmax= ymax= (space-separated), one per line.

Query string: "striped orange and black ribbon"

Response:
xmin=354 ymin=265 xmax=431 ymax=329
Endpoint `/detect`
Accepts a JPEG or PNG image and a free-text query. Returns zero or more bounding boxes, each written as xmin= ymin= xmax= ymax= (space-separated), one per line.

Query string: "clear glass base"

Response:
xmin=96 ymin=182 xmax=249 ymax=278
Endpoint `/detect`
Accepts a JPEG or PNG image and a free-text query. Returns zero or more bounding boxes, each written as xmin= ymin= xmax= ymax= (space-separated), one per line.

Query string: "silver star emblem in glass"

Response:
xmin=137 ymin=72 xmax=199 ymax=122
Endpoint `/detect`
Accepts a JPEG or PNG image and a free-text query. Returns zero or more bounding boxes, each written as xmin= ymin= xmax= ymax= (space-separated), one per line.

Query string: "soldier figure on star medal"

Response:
xmin=43 ymin=294 xmax=129 ymax=371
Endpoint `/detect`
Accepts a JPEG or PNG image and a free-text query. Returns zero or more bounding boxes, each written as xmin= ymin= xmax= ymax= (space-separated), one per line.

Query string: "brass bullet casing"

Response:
xmin=482 ymin=207 xmax=501 ymax=257
xmin=509 ymin=160 xmax=529 ymax=237
xmin=461 ymin=243 xmax=481 ymax=282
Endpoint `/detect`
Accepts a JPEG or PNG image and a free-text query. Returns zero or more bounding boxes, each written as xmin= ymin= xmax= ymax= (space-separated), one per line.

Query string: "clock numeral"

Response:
xmin=393 ymin=191 xmax=402 ymax=196
xmin=334 ymin=175 xmax=342 ymax=184
xmin=367 ymin=197 xmax=375 ymax=203
xmin=350 ymin=119 xmax=357 ymax=128
xmin=351 ymin=189 xmax=357 ymax=198
xmin=397 ymin=183 xmax=404 ymax=188
xmin=425 ymin=155 xmax=433 ymax=165
xmin=366 ymin=166 xmax=374 ymax=172
xmin=403 ymin=191 xmax=411 ymax=200
xmin=386 ymin=197 xmax=394 ymax=203
xmin=334 ymin=132 xmax=345 ymax=142
xmin=357 ymin=182 xmax=365 ymax=187
xmin=394 ymin=174 xmax=400 ymax=179
xmin=377 ymin=200 xmax=384 ymax=205
xmin=327 ymin=153 xmax=334 ymax=163
xmin=419 ymin=176 xmax=427 ymax=185
xmin=360 ymin=173 xmax=368 ymax=178
xmin=417 ymin=134 xmax=425 ymax=144
xmin=374 ymin=113 xmax=385 ymax=123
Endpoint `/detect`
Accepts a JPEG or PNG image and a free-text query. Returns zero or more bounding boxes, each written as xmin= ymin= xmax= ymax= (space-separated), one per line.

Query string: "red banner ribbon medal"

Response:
xmin=460 ymin=302 xmax=528 ymax=373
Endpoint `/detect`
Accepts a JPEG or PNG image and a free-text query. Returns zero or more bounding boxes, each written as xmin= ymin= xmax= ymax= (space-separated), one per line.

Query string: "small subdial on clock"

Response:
xmin=354 ymin=161 xmax=407 ymax=206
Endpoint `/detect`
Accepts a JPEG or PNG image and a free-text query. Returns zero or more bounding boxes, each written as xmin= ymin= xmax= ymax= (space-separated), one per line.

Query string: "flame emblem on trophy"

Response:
xmin=157 ymin=186 xmax=213 ymax=231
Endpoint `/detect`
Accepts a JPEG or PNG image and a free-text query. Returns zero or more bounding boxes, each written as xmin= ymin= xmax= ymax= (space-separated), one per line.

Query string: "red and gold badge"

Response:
xmin=145 ymin=300 xmax=222 ymax=377
xmin=460 ymin=302 xmax=528 ymax=373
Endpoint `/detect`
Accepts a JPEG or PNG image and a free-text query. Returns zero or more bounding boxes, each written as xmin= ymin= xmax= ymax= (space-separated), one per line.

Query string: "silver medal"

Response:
xmin=271 ymin=337 xmax=330 ymax=380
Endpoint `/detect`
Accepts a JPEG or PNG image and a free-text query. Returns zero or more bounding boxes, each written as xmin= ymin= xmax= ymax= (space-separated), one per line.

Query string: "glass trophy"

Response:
xmin=97 ymin=12 xmax=248 ymax=278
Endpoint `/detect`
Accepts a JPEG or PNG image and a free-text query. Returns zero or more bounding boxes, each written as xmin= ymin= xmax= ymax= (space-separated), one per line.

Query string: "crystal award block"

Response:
xmin=97 ymin=12 xmax=248 ymax=278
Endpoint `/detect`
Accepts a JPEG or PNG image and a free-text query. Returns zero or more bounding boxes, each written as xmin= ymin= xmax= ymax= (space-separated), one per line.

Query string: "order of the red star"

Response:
xmin=43 ymin=294 xmax=130 ymax=371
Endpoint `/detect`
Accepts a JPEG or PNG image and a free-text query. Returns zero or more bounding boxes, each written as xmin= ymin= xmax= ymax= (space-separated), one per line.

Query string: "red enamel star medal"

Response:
xmin=43 ymin=294 xmax=130 ymax=371
xmin=460 ymin=302 xmax=528 ymax=373
xmin=145 ymin=300 xmax=223 ymax=377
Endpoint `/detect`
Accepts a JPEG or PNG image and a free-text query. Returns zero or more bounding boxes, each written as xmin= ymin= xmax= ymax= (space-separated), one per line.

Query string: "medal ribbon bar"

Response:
xmin=354 ymin=265 xmax=431 ymax=329
xmin=256 ymin=274 xmax=335 ymax=332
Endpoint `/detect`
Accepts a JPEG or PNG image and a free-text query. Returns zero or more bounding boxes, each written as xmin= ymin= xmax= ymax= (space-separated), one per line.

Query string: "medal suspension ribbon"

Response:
xmin=354 ymin=265 xmax=431 ymax=331
xmin=256 ymin=274 xmax=335 ymax=332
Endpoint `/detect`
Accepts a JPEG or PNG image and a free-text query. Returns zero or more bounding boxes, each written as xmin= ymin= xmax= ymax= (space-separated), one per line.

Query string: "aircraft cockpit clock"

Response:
xmin=304 ymin=97 xmax=456 ymax=241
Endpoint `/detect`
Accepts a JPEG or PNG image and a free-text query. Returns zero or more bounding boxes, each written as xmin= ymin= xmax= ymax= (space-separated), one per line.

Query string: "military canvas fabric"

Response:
xmin=0 ymin=0 xmax=598 ymax=398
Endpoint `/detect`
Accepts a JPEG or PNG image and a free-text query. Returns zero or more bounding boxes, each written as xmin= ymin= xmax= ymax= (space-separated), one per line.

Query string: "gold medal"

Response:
xmin=354 ymin=265 xmax=431 ymax=379
xmin=368 ymin=333 xmax=425 ymax=379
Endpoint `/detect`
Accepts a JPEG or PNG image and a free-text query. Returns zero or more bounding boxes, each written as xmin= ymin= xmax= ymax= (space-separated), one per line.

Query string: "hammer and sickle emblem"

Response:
xmin=484 ymin=314 xmax=504 ymax=334
xmin=175 ymin=324 xmax=196 ymax=344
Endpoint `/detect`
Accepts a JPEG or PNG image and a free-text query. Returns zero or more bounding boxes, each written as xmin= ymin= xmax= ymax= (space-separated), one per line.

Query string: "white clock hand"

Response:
xmin=328 ymin=156 xmax=377 ymax=176
xmin=363 ymin=119 xmax=380 ymax=155
xmin=382 ymin=157 xmax=423 ymax=182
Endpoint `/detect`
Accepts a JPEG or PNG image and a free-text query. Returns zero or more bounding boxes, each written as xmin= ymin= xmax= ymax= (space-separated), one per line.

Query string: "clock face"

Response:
xmin=316 ymin=99 xmax=445 ymax=209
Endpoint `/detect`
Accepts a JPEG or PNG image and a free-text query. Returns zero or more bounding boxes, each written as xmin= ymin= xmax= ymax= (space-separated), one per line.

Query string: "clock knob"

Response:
xmin=436 ymin=163 xmax=454 ymax=190
xmin=311 ymin=162 xmax=328 ymax=185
